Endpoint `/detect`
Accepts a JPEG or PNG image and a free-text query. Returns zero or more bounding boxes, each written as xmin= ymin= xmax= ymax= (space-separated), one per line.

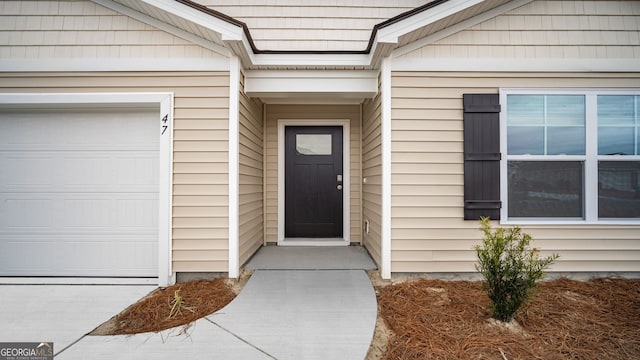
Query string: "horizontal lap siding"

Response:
xmin=0 ymin=71 xmax=230 ymax=273
xmin=0 ymin=0 xmax=224 ymax=60
xmin=390 ymin=71 xmax=640 ymax=273
xmin=238 ymin=73 xmax=264 ymax=266
xmin=362 ymin=75 xmax=382 ymax=267
xmin=264 ymin=104 xmax=361 ymax=243
xmin=400 ymin=0 xmax=640 ymax=60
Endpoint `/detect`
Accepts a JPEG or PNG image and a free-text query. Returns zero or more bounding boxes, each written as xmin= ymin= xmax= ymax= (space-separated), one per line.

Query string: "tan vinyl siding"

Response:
xmin=361 ymin=75 xmax=382 ymax=267
xmin=200 ymin=0 xmax=425 ymax=51
xmin=0 ymin=71 xmax=230 ymax=273
xmin=238 ymin=73 xmax=264 ymax=266
xmin=390 ymin=71 xmax=640 ymax=274
xmin=0 ymin=0 xmax=224 ymax=60
xmin=264 ymin=104 xmax=361 ymax=243
xmin=400 ymin=0 xmax=640 ymax=60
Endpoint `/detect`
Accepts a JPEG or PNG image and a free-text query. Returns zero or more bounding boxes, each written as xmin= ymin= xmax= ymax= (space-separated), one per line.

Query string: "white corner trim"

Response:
xmin=0 ymin=58 xmax=230 ymax=73
xmin=380 ymin=57 xmax=392 ymax=280
xmin=91 ymin=0 xmax=230 ymax=57
xmin=228 ymin=56 xmax=241 ymax=279
xmin=0 ymin=92 xmax=175 ymax=287
xmin=392 ymin=0 xmax=533 ymax=58
xmin=379 ymin=0 xmax=484 ymax=44
xmin=277 ymin=119 xmax=351 ymax=246
xmin=158 ymin=93 xmax=175 ymax=288
xmin=391 ymin=58 xmax=640 ymax=72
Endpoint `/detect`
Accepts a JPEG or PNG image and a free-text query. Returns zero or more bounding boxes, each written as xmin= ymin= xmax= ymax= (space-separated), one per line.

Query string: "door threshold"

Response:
xmin=279 ymin=238 xmax=349 ymax=247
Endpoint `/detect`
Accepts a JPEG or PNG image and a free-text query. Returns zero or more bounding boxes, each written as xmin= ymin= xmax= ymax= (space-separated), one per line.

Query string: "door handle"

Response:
xmin=337 ymin=184 xmax=343 ymax=190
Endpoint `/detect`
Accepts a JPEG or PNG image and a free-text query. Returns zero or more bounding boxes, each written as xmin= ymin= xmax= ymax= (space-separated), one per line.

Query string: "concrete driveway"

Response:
xmin=0 ymin=284 xmax=154 ymax=356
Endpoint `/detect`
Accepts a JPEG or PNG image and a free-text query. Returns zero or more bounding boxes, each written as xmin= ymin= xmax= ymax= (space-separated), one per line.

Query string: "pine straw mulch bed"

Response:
xmin=91 ymin=278 xmax=238 ymax=336
xmin=375 ymin=277 xmax=640 ymax=360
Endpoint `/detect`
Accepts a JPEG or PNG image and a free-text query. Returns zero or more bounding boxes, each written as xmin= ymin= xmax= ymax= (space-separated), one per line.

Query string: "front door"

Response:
xmin=285 ymin=126 xmax=343 ymax=238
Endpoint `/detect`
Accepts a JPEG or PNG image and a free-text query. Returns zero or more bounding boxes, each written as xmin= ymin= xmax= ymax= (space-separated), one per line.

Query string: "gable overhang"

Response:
xmin=92 ymin=0 xmax=519 ymax=71
xmin=244 ymin=71 xmax=379 ymax=104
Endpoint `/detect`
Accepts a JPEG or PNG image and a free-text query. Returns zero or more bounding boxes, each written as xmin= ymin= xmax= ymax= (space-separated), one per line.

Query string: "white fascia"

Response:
xmin=138 ymin=0 xmax=243 ymax=41
xmin=244 ymin=70 xmax=378 ymax=100
xmin=250 ymin=53 xmax=371 ymax=68
xmin=377 ymin=0 xmax=485 ymax=44
xmin=92 ymin=0 xmax=230 ymax=57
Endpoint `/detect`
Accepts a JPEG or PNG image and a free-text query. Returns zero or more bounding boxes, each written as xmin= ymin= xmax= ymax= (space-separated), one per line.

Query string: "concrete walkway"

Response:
xmin=245 ymin=245 xmax=378 ymax=270
xmin=0 ymin=285 xmax=155 ymax=356
xmin=1 ymin=246 xmax=378 ymax=359
xmin=56 ymin=270 xmax=377 ymax=359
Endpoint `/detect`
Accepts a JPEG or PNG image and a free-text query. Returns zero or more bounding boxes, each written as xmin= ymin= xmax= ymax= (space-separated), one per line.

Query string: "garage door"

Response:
xmin=0 ymin=106 xmax=159 ymax=277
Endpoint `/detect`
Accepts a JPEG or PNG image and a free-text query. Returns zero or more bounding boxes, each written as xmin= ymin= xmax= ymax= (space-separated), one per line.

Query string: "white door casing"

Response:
xmin=277 ymin=119 xmax=350 ymax=246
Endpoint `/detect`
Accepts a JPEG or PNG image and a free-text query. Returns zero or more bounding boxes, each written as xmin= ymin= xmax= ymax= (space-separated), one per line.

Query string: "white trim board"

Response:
xmin=277 ymin=119 xmax=351 ymax=247
xmin=380 ymin=57 xmax=392 ymax=280
xmin=0 ymin=92 xmax=175 ymax=287
xmin=0 ymin=58 xmax=230 ymax=72
xmin=244 ymin=70 xmax=378 ymax=104
xmin=391 ymin=58 xmax=640 ymax=72
xmin=379 ymin=0 xmax=484 ymax=44
xmin=228 ymin=56 xmax=241 ymax=279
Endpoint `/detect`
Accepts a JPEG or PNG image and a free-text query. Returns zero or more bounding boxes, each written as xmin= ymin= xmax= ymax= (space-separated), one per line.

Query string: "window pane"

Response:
xmin=507 ymin=94 xmax=585 ymax=155
xmin=598 ymin=127 xmax=635 ymax=155
xmin=547 ymin=95 xmax=585 ymax=125
xmin=507 ymin=126 xmax=544 ymax=155
xmin=296 ymin=134 xmax=332 ymax=155
xmin=507 ymin=95 xmax=544 ymax=125
xmin=599 ymin=161 xmax=640 ymax=218
xmin=548 ymin=126 xmax=585 ymax=155
xmin=598 ymin=95 xmax=635 ymax=125
xmin=508 ymin=161 xmax=584 ymax=218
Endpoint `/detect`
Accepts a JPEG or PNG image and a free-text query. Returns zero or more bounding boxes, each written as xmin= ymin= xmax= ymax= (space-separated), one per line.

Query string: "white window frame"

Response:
xmin=500 ymin=88 xmax=640 ymax=225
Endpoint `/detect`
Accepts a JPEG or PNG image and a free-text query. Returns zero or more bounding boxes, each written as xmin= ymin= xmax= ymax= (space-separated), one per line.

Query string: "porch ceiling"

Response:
xmin=93 ymin=0 xmax=524 ymax=70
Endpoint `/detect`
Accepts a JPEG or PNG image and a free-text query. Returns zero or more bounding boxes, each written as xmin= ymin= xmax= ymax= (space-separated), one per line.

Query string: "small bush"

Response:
xmin=474 ymin=217 xmax=558 ymax=322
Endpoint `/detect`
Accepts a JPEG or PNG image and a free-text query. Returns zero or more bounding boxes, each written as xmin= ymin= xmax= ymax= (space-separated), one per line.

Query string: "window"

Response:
xmin=501 ymin=90 xmax=640 ymax=222
xmin=296 ymin=134 xmax=332 ymax=155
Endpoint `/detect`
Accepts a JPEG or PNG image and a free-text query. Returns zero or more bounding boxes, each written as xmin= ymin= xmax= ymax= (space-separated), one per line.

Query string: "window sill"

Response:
xmin=501 ymin=219 xmax=640 ymax=226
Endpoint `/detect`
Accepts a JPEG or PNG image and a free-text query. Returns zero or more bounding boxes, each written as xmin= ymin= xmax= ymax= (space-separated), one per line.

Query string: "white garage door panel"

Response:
xmin=0 ymin=108 xmax=159 ymax=277
xmin=1 ymin=153 xmax=158 ymax=193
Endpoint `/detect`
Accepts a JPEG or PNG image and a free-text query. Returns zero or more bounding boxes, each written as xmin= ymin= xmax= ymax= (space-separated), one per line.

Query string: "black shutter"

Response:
xmin=463 ymin=94 xmax=501 ymax=220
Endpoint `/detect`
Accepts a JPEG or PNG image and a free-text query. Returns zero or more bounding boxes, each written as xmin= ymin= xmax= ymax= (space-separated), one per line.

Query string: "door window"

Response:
xmin=296 ymin=134 xmax=332 ymax=155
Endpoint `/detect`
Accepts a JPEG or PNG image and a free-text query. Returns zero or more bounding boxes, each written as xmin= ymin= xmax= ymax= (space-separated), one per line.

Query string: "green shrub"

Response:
xmin=474 ymin=217 xmax=558 ymax=322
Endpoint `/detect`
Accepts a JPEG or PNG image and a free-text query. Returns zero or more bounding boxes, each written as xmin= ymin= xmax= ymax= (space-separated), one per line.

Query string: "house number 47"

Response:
xmin=161 ymin=114 xmax=168 ymax=135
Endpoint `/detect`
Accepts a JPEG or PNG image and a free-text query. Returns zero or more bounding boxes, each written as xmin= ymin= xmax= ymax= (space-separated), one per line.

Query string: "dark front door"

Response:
xmin=285 ymin=126 xmax=343 ymax=238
